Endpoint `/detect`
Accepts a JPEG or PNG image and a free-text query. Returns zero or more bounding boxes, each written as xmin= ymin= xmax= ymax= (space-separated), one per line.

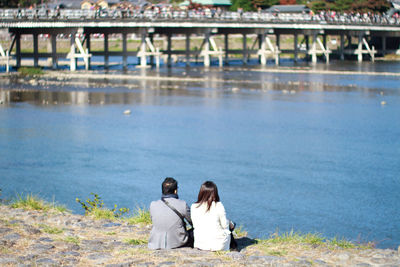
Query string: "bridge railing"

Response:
xmin=0 ymin=8 xmax=399 ymax=26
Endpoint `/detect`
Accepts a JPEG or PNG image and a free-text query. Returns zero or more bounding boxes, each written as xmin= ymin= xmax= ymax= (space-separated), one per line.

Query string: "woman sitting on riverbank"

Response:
xmin=191 ymin=181 xmax=235 ymax=251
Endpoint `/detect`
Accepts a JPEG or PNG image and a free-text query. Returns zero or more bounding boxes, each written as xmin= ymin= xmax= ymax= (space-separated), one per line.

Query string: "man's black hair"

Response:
xmin=162 ymin=177 xmax=178 ymax=195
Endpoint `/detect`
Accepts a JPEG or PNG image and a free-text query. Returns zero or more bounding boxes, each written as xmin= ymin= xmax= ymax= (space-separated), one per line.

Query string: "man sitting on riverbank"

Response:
xmin=148 ymin=177 xmax=193 ymax=249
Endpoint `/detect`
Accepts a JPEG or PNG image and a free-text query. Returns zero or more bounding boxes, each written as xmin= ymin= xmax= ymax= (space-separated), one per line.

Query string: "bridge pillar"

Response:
xmin=167 ymin=33 xmax=172 ymax=67
xmin=276 ymin=34 xmax=280 ymax=64
xmin=186 ymin=33 xmax=190 ymax=66
xmin=224 ymin=33 xmax=229 ymax=64
xmin=204 ymin=33 xmax=210 ymax=67
xmin=357 ymin=35 xmax=363 ymax=62
xmin=69 ymin=34 xmax=76 ymax=71
xmin=311 ymin=34 xmax=317 ymax=64
xmin=382 ymin=36 xmax=387 ymax=56
xmin=86 ymin=34 xmax=91 ymax=70
xmin=104 ymin=33 xmax=109 ymax=69
xmin=294 ymin=33 xmax=298 ymax=62
xmin=149 ymin=33 xmax=154 ymax=66
xmin=242 ymin=34 xmax=247 ymax=64
xmin=340 ymin=33 xmax=345 ymax=60
xmin=140 ymin=33 xmax=147 ymax=67
xmin=16 ymin=33 xmax=21 ymax=69
xmin=347 ymin=35 xmax=351 ymax=47
xmin=51 ymin=34 xmax=57 ymax=70
xmin=355 ymin=33 xmax=375 ymax=62
xmin=72 ymin=33 xmax=78 ymax=71
xmin=258 ymin=34 xmax=263 ymax=64
xmin=305 ymin=35 xmax=309 ymax=61
xmin=122 ymin=33 xmax=127 ymax=70
xmin=33 ymin=33 xmax=39 ymax=67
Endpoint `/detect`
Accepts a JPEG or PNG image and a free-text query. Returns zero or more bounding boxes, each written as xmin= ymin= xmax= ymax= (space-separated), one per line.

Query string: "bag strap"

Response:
xmin=161 ymin=198 xmax=193 ymax=228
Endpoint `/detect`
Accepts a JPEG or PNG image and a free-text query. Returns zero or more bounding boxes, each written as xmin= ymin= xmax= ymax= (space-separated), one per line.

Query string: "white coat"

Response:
xmin=190 ymin=201 xmax=231 ymax=251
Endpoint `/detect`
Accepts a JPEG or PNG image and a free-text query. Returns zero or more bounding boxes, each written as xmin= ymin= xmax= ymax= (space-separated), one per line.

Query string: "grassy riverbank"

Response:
xmin=0 ymin=193 xmax=399 ymax=266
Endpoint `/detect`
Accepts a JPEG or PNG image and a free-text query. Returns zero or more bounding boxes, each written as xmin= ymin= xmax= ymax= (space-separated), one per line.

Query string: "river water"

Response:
xmin=0 ymin=61 xmax=399 ymax=248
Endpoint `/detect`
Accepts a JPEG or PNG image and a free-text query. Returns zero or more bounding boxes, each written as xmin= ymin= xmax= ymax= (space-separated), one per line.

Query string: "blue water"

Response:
xmin=0 ymin=63 xmax=399 ymax=248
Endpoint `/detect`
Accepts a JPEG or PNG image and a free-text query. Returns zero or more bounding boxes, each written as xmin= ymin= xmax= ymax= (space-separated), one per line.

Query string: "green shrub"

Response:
xmin=76 ymin=193 xmax=129 ymax=219
xmin=18 ymin=67 xmax=44 ymax=76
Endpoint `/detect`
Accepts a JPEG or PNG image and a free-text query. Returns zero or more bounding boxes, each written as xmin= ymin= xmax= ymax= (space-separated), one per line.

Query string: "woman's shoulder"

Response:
xmin=215 ymin=201 xmax=225 ymax=209
xmin=191 ymin=202 xmax=201 ymax=209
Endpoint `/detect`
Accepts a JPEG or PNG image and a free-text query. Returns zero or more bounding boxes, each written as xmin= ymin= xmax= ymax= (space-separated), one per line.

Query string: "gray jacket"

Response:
xmin=148 ymin=196 xmax=191 ymax=249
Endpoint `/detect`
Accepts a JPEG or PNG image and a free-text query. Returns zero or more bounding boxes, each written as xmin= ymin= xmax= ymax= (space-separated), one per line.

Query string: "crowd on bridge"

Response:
xmin=1 ymin=5 xmax=400 ymax=25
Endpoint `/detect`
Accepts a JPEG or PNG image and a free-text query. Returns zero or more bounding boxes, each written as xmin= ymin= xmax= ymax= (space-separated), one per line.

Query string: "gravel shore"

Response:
xmin=0 ymin=204 xmax=399 ymax=266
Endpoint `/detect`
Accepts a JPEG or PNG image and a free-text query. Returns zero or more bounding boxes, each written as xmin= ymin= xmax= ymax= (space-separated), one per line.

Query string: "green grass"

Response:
xmin=64 ymin=236 xmax=80 ymax=245
xmin=105 ymin=231 xmax=116 ymax=235
xmin=11 ymin=193 xmax=68 ymax=213
xmin=89 ymin=207 xmax=118 ymax=221
xmin=18 ymin=67 xmax=44 ymax=76
xmin=253 ymin=230 xmax=374 ymax=251
xmin=38 ymin=224 xmax=63 ymax=234
xmin=124 ymin=238 xmax=148 ymax=245
xmin=126 ymin=207 xmax=152 ymax=225
xmin=233 ymin=225 xmax=248 ymax=238
xmin=328 ymin=236 xmax=357 ymax=249
xmin=267 ymin=230 xmax=325 ymax=246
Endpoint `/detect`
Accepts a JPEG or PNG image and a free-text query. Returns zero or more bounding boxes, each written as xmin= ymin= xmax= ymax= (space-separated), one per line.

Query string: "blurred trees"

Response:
xmin=308 ymin=0 xmax=391 ymax=13
xmin=231 ymin=0 xmax=279 ymax=11
xmin=0 ymin=0 xmax=44 ymax=8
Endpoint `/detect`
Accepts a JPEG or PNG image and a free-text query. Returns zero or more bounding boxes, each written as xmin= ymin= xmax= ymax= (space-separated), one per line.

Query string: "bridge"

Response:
xmin=1 ymin=8 xmax=400 ymax=71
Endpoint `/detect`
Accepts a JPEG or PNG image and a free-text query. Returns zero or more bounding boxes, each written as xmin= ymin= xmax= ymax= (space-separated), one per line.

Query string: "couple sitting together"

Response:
xmin=148 ymin=177 xmax=237 ymax=251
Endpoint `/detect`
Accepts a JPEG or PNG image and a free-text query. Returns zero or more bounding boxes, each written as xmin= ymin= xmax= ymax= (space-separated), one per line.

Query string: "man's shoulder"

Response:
xmin=150 ymin=198 xmax=188 ymax=207
xmin=168 ymin=198 xmax=189 ymax=208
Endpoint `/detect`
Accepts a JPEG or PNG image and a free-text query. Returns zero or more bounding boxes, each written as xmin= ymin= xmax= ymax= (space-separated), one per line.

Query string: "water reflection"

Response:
xmin=1 ymin=69 xmax=397 ymax=106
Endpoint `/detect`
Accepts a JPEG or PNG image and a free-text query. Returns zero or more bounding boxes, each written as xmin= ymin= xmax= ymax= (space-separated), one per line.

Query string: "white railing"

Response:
xmin=0 ymin=8 xmax=399 ymax=25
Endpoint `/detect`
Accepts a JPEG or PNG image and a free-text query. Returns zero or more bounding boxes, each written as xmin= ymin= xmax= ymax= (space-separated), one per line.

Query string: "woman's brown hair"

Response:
xmin=195 ymin=181 xmax=220 ymax=212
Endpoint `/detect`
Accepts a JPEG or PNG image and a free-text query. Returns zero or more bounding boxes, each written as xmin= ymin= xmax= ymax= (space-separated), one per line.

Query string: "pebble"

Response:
xmin=226 ymin=251 xmax=245 ymax=260
xmin=38 ymin=237 xmax=54 ymax=242
xmin=156 ymin=262 xmax=175 ymax=266
xmin=36 ymin=258 xmax=58 ymax=265
xmin=24 ymin=225 xmax=41 ymax=235
xmin=4 ymin=233 xmax=21 ymax=241
xmin=0 ymin=257 xmax=18 ymax=265
xmin=31 ymin=243 xmax=55 ymax=252
xmin=57 ymin=251 xmax=80 ymax=257
xmin=337 ymin=252 xmax=351 ymax=261
xmin=0 ymin=227 xmax=12 ymax=234
xmin=103 ymin=222 xmax=122 ymax=227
